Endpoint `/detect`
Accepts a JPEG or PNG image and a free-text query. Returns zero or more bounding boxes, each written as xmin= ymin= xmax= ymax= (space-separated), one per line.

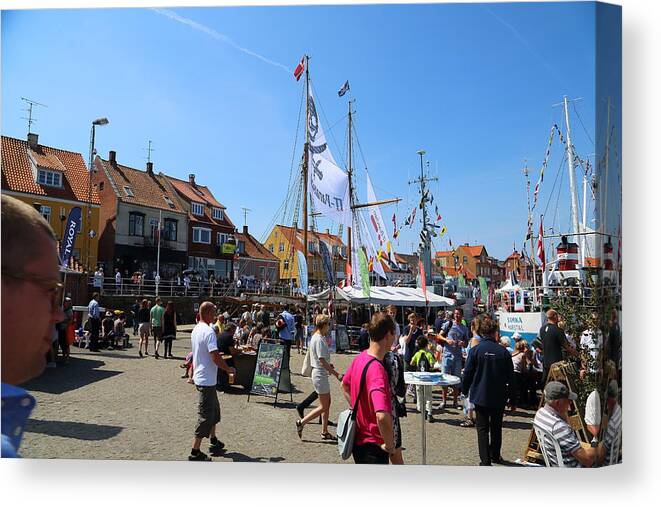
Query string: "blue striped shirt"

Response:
xmin=534 ymin=404 xmax=581 ymax=467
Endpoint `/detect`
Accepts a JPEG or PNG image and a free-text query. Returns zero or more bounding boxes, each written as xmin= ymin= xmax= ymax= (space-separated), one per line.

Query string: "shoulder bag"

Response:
xmin=337 ymin=357 xmax=378 ymax=460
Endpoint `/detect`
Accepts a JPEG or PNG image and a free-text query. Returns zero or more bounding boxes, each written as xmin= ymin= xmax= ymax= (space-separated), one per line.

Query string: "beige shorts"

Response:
xmin=138 ymin=322 xmax=151 ymax=338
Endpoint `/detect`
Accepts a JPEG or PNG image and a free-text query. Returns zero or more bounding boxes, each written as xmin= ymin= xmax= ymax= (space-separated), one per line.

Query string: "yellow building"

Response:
xmin=1 ymin=133 xmax=101 ymax=270
xmin=263 ymin=224 xmax=347 ymax=286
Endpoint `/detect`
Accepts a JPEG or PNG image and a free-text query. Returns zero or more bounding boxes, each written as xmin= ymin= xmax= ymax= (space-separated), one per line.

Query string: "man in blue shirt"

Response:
xmin=1 ymin=196 xmax=65 ymax=457
xmin=461 ymin=317 xmax=514 ymax=466
xmin=438 ymin=307 xmax=470 ymax=408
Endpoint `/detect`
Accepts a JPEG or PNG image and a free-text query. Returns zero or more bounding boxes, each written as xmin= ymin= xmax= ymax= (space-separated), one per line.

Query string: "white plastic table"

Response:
xmin=404 ymin=371 xmax=461 ymax=464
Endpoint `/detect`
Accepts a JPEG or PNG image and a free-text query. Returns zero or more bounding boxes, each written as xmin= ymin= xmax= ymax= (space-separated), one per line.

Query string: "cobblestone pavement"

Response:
xmin=20 ymin=333 xmax=534 ymax=465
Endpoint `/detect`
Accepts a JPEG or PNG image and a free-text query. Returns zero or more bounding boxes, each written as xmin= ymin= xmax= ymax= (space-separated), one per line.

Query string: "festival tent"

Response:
xmin=308 ymin=286 xmax=455 ymax=307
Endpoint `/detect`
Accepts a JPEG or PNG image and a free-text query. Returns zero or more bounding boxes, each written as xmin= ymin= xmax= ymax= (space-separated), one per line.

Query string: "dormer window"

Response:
xmin=192 ymin=202 xmax=204 ymax=216
xmin=37 ymin=169 xmax=62 ymax=188
xmin=213 ymin=207 xmax=224 ymax=220
xmin=163 ymin=195 xmax=176 ymax=209
xmin=124 ymin=186 xmax=135 ymax=197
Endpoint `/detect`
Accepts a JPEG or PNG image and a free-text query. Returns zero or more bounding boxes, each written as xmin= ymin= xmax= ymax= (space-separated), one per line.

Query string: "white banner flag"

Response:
xmin=351 ymin=224 xmax=362 ymax=289
xmin=357 ymin=209 xmax=387 ymax=280
xmin=366 ymin=172 xmax=392 ymax=261
xmin=307 ymin=91 xmax=352 ymax=227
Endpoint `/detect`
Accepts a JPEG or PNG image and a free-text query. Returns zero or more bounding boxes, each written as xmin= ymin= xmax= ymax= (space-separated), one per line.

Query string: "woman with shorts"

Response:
xmin=295 ymin=314 xmax=341 ymax=440
xmin=137 ymin=299 xmax=151 ymax=357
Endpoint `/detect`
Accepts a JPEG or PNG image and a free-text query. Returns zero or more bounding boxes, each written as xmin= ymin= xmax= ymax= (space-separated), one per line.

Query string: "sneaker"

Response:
xmin=209 ymin=441 xmax=225 ymax=456
xmin=426 ymin=413 xmax=434 ymax=423
xmin=439 ymin=401 xmax=446 ymax=409
xmin=188 ymin=450 xmax=211 ymax=461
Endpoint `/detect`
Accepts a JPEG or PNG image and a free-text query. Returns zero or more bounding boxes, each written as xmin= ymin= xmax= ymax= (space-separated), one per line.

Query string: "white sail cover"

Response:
xmin=307 ymin=91 xmax=352 ymax=227
xmin=308 ymin=286 xmax=455 ymax=307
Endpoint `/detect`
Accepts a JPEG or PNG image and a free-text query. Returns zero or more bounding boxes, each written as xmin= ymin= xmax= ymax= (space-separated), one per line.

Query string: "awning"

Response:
xmin=308 ymin=286 xmax=455 ymax=307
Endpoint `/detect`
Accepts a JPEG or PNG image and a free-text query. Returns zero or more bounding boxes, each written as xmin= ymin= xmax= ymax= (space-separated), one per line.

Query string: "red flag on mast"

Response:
xmin=418 ymin=260 xmax=428 ymax=305
xmin=293 ymin=57 xmax=305 ymax=81
xmin=537 ymin=218 xmax=546 ymax=270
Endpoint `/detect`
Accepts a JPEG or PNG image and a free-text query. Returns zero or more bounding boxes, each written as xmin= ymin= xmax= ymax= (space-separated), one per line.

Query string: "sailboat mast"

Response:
xmin=601 ymin=96 xmax=612 ymax=267
xmin=523 ymin=164 xmax=538 ymax=303
xmin=563 ymin=96 xmax=581 ymax=259
xmin=346 ymin=100 xmax=354 ymax=282
xmin=303 ymin=55 xmax=310 ymax=260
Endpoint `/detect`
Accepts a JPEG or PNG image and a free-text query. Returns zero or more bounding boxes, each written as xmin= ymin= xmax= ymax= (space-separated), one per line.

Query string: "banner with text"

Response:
xmin=307 ymin=91 xmax=351 ymax=227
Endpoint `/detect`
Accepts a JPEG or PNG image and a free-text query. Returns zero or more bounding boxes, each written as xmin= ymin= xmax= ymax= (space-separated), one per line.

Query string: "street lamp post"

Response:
xmin=86 ymin=117 xmax=109 ymax=272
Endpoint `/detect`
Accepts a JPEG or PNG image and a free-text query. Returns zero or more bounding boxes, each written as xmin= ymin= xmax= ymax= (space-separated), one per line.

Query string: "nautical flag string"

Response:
xmin=532 ymin=125 xmax=556 ymax=211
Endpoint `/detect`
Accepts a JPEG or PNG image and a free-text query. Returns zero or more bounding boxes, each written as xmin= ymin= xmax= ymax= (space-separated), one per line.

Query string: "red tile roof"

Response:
xmin=166 ymin=176 xmax=235 ymax=228
xmin=235 ymin=230 xmax=278 ymax=262
xmin=95 ymin=156 xmax=186 ymax=214
xmin=274 ymin=224 xmax=346 ymax=258
xmin=464 ymin=245 xmax=486 ymax=257
xmin=1 ymin=135 xmax=100 ymax=204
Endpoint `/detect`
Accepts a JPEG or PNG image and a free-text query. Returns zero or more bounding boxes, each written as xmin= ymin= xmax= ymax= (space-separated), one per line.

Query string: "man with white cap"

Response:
xmin=533 ymin=381 xmax=604 ymax=467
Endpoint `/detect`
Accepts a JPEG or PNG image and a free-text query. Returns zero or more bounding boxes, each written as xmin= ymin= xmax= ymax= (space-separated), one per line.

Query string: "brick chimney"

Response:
xmin=242 ymin=225 xmax=249 ymax=235
xmin=146 ymin=162 xmax=154 ymax=175
xmin=27 ymin=133 xmax=39 ymax=149
xmin=189 ymin=173 xmax=196 ymax=186
xmin=109 ymin=150 xmax=117 ymax=166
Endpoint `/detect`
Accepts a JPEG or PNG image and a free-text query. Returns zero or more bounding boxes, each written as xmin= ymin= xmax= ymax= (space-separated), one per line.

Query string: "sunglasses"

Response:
xmin=2 ymin=269 xmax=64 ymax=312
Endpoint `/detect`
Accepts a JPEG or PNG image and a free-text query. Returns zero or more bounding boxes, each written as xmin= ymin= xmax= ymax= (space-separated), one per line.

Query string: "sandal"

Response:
xmin=296 ymin=420 xmax=304 ymax=440
xmin=321 ymin=432 xmax=336 ymax=440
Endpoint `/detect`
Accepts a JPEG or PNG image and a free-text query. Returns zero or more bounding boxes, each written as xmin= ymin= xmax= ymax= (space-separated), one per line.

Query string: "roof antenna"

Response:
xmin=143 ymin=140 xmax=154 ymax=163
xmin=21 ymin=97 xmax=47 ymax=134
xmin=240 ymin=206 xmax=252 ymax=228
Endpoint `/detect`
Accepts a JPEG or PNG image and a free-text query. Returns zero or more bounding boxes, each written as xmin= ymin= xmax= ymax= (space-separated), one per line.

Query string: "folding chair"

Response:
xmin=533 ymin=422 xmax=565 ymax=467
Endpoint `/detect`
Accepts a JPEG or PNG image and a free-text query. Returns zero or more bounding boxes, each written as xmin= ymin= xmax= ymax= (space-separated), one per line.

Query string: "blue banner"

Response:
xmin=59 ymin=206 xmax=82 ymax=269
xmin=319 ymin=240 xmax=335 ymax=285
xmin=296 ymin=250 xmax=308 ymax=296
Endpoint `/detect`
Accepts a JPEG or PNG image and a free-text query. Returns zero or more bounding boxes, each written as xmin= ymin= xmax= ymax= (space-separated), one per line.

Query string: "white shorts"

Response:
xmin=138 ymin=322 xmax=151 ymax=337
xmin=311 ymin=368 xmax=330 ymax=395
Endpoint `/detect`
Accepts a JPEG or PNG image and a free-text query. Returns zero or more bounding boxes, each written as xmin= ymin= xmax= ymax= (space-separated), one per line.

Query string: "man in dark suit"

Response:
xmin=462 ymin=318 xmax=514 ymax=466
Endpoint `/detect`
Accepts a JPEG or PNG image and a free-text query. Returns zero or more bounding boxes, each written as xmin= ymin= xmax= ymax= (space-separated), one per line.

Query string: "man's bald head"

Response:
xmin=546 ymin=309 xmax=559 ymax=323
xmin=199 ymin=301 xmax=216 ymax=323
xmin=1 ymin=195 xmax=57 ymax=276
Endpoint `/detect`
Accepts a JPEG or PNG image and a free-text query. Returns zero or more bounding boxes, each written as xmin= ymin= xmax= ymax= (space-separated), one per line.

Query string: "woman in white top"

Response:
xmin=295 ymin=314 xmax=341 ymax=440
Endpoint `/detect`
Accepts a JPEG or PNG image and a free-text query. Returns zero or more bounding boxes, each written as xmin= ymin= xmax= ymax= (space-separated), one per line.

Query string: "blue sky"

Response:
xmin=1 ymin=2 xmax=620 ymax=261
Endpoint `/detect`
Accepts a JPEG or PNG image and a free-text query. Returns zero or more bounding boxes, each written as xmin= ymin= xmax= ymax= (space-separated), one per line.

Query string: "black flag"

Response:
xmin=338 ymin=80 xmax=350 ymax=97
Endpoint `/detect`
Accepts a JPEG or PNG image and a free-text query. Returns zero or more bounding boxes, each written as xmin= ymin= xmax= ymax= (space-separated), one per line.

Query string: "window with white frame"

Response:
xmin=38 ymin=205 xmax=51 ymax=223
xmin=193 ymin=227 xmax=211 ymax=244
xmin=212 ymin=207 xmax=224 ymax=220
xmin=217 ymin=232 xmax=229 ymax=245
xmin=37 ymin=169 xmax=62 ymax=188
xmin=268 ymin=244 xmax=274 ymax=253
xmin=123 ymin=186 xmax=135 ymax=197
xmin=191 ymin=202 xmax=204 ymax=216
xmin=237 ymin=241 xmax=245 ymax=254
xmin=283 ymin=259 xmax=289 ymax=271
xmin=279 ymin=242 xmax=285 ymax=252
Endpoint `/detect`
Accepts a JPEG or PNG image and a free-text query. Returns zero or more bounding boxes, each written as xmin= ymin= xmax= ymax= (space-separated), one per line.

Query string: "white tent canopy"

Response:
xmin=308 ymin=286 xmax=455 ymax=307
xmin=495 ymin=279 xmax=521 ymax=293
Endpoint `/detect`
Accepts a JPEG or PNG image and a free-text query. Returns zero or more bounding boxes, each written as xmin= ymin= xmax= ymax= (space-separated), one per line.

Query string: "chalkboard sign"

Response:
xmin=249 ymin=341 xmax=285 ymax=398
xmin=336 ymin=325 xmax=350 ymax=351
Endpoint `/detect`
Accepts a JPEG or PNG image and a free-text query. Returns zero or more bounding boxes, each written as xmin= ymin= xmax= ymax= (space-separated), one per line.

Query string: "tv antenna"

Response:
xmin=240 ymin=206 xmax=251 ymax=227
xmin=21 ymin=97 xmax=47 ymax=134
xmin=143 ymin=140 xmax=155 ymax=163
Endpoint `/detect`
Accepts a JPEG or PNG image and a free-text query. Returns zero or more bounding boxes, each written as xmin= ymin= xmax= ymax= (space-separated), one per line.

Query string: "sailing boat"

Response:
xmin=496 ymin=96 xmax=621 ymax=342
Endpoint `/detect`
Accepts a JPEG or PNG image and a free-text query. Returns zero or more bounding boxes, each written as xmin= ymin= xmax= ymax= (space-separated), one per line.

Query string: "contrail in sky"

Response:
xmin=152 ymin=8 xmax=291 ymax=74
xmin=482 ymin=5 xmax=566 ymax=89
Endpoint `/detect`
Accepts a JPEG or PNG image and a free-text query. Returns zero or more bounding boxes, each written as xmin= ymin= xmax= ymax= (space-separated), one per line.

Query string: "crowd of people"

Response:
xmin=1 ymin=195 xmax=621 ymax=466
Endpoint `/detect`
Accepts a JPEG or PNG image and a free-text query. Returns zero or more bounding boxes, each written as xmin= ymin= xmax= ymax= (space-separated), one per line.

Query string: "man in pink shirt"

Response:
xmin=342 ymin=312 xmax=396 ymax=464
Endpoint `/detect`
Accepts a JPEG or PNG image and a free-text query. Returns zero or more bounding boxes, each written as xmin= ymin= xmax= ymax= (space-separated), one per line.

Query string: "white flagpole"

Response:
xmin=156 ymin=209 xmax=162 ymax=296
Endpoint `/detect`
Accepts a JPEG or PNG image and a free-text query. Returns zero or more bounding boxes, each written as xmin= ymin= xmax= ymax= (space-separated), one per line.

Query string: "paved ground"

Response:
xmin=20 ymin=332 xmax=534 ymax=465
